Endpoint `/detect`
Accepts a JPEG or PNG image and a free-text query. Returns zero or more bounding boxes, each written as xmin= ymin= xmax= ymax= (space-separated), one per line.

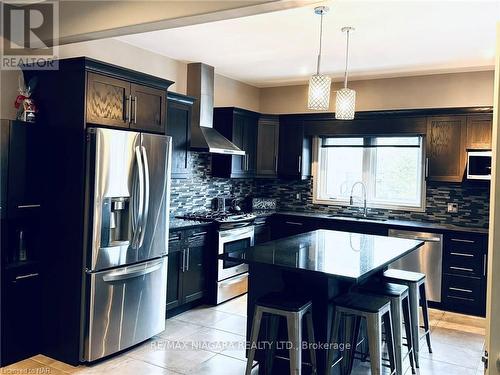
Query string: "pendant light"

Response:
xmin=335 ymin=26 xmax=356 ymax=120
xmin=307 ymin=6 xmax=331 ymax=111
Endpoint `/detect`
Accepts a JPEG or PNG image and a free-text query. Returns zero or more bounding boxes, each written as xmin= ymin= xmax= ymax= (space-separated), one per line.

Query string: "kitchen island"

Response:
xmin=220 ymin=229 xmax=424 ymax=375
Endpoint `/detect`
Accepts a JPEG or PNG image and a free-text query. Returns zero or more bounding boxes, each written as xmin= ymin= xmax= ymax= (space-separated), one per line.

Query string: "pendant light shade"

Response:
xmin=307 ymin=6 xmax=330 ymax=111
xmin=308 ymin=74 xmax=331 ymax=110
xmin=336 ymin=26 xmax=356 ymax=120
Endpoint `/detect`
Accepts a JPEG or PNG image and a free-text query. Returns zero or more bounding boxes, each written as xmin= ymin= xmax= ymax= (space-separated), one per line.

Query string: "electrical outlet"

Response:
xmin=447 ymin=203 xmax=458 ymax=213
xmin=296 ymin=193 xmax=301 ymax=200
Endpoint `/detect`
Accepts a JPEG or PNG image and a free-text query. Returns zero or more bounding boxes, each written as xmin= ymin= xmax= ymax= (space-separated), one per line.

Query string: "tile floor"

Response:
xmin=2 ymin=295 xmax=486 ymax=374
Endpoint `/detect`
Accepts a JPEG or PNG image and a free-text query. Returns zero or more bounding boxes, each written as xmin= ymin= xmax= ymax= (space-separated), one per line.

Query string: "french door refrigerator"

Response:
xmin=81 ymin=127 xmax=171 ymax=362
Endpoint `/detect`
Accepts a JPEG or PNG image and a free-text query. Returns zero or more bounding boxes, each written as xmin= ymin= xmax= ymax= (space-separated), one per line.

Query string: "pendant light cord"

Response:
xmin=316 ymin=11 xmax=324 ymax=74
xmin=343 ymin=28 xmax=350 ymax=88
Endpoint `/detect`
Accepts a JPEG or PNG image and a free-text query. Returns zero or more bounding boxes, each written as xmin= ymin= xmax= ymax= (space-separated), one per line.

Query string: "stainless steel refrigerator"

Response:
xmin=81 ymin=127 xmax=171 ymax=362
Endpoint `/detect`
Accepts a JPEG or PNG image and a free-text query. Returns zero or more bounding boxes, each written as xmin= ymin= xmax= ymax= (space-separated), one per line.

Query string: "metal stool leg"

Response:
xmin=326 ymin=310 xmax=342 ymax=375
xmin=383 ymin=310 xmax=396 ymax=375
xmin=305 ymin=310 xmax=318 ymax=374
xmin=402 ymin=295 xmax=416 ymax=374
xmin=246 ymin=307 xmax=264 ymax=375
xmin=346 ymin=316 xmax=361 ymax=375
xmin=389 ymin=298 xmax=403 ymax=375
xmin=419 ymin=282 xmax=433 ymax=354
xmin=366 ymin=313 xmax=383 ymax=375
xmin=264 ymin=315 xmax=280 ymax=374
xmin=287 ymin=313 xmax=302 ymax=375
xmin=407 ymin=283 xmax=420 ymax=368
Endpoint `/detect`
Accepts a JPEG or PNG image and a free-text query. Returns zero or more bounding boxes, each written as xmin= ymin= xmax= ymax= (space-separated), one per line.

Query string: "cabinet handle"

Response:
xmin=274 ymin=155 xmax=277 ymax=173
xmin=484 ymin=254 xmax=487 ymax=276
xmin=133 ymin=96 xmax=138 ymax=124
xmin=125 ymin=95 xmax=131 ymax=122
xmin=450 ymin=266 xmax=474 ymax=272
xmin=451 ymin=238 xmax=475 ymax=244
xmin=189 ymin=231 xmax=207 ymax=238
xmin=17 ymin=204 xmax=41 ymax=209
xmin=425 ymin=157 xmax=429 ymax=178
xmin=186 ymin=248 xmax=190 ymax=271
xmin=449 ymin=287 xmax=473 ymax=293
xmin=298 ymin=156 xmax=302 ymax=174
xmin=180 ymin=249 xmax=186 ymax=272
xmin=285 ymin=221 xmax=303 ymax=226
xmin=14 ymin=272 xmax=39 ymax=281
xmin=450 ymin=252 xmax=474 ymax=257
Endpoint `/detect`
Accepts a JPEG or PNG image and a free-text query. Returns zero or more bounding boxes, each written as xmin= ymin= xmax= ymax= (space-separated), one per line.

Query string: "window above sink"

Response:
xmin=313 ymin=135 xmax=426 ymax=212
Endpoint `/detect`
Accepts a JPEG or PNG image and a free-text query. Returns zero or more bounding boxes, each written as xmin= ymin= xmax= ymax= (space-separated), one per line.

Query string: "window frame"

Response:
xmin=312 ymin=135 xmax=427 ymax=212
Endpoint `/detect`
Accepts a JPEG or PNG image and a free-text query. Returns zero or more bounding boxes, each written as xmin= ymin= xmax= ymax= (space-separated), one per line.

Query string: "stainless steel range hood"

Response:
xmin=187 ymin=63 xmax=245 ymax=155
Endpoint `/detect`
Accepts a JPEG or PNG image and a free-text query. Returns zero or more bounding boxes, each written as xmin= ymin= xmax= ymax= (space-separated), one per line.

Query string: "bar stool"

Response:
xmin=357 ymin=281 xmax=416 ymax=375
xmin=326 ymin=293 xmax=396 ymax=375
xmin=383 ymin=269 xmax=432 ymax=368
xmin=245 ymin=292 xmax=317 ymax=375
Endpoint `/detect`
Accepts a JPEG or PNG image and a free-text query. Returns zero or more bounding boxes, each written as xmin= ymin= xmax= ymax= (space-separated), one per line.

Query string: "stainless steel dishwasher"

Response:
xmin=388 ymin=229 xmax=443 ymax=303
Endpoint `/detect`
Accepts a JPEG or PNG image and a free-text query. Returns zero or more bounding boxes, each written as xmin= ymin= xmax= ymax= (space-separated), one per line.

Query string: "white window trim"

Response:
xmin=311 ymin=136 xmax=427 ymax=212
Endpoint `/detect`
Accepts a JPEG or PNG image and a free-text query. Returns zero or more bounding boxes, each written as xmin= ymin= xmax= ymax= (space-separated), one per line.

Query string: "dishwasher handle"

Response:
xmin=389 ymin=231 xmax=442 ymax=243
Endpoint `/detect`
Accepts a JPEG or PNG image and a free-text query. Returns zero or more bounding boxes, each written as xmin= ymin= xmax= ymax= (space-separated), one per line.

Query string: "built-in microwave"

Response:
xmin=467 ymin=150 xmax=492 ymax=180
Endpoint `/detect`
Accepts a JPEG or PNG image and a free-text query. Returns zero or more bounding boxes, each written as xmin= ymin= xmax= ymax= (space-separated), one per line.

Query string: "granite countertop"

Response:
xmin=169 ymin=218 xmax=212 ymax=230
xmin=274 ymin=211 xmax=489 ymax=235
xmin=219 ymin=229 xmax=423 ymax=282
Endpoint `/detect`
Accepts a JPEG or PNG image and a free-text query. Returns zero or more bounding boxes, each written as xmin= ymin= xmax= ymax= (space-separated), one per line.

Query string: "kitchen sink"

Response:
xmin=328 ymin=214 xmax=388 ymax=222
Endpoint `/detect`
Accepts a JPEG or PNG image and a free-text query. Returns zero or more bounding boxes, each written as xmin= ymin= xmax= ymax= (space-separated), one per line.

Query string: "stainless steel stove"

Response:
xmin=177 ymin=210 xmax=255 ymax=304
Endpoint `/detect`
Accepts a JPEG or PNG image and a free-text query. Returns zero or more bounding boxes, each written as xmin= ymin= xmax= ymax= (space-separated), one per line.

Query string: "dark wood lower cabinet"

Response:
xmin=167 ymin=227 xmax=211 ymax=314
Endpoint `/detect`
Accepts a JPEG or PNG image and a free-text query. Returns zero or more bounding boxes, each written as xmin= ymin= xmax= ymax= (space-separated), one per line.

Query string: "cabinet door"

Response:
xmin=183 ymin=231 xmax=209 ymax=303
xmin=426 ymin=116 xmax=467 ymax=182
xmin=86 ymin=73 xmax=130 ymax=128
xmin=2 ymin=268 xmax=41 ymax=365
xmin=466 ymin=114 xmax=492 ymax=150
xmin=130 ymin=84 xmax=167 ymax=133
xmin=278 ymin=118 xmax=304 ymax=178
xmin=166 ymin=250 xmax=183 ymax=311
xmin=230 ymin=115 xmax=246 ymax=176
xmin=242 ymin=115 xmax=258 ymax=177
xmin=256 ymin=116 xmax=279 ymax=177
xmin=167 ymin=100 xmax=191 ymax=179
xmin=254 ymin=224 xmax=271 ymax=245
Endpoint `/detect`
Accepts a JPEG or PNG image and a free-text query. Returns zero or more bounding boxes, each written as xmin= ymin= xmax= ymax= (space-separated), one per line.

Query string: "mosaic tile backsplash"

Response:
xmin=170 ymin=153 xmax=490 ymax=228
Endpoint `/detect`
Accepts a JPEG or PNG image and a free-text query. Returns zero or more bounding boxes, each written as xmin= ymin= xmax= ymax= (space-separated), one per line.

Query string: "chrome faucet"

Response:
xmin=349 ymin=181 xmax=368 ymax=217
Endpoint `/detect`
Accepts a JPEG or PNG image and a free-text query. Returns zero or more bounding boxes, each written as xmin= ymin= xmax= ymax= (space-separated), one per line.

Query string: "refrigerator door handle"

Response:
xmin=102 ymin=259 xmax=163 ymax=282
xmin=132 ymin=146 xmax=145 ymax=249
xmin=138 ymin=145 xmax=150 ymax=248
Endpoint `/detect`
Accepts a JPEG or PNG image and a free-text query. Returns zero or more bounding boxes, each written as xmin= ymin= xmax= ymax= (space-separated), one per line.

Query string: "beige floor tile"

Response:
xmin=209 ymin=314 xmax=247 ymax=337
xmin=420 ymin=308 xmax=445 ymax=329
xmin=191 ymin=354 xmax=254 ymax=375
xmin=431 ymin=326 xmax=485 ymax=352
xmin=420 ymin=339 xmax=483 ymax=369
xmin=158 ymin=319 xmax=205 ymax=341
xmin=180 ymin=327 xmax=246 ymax=355
xmin=442 ymin=312 xmax=486 ymax=328
xmin=31 ymin=354 xmax=82 ymax=373
xmin=213 ymin=296 xmax=248 ymax=317
xmin=126 ymin=338 xmax=216 ymax=374
xmin=172 ymin=307 xmax=234 ymax=327
xmin=417 ymin=358 xmax=477 ymax=375
xmin=2 ymin=358 xmax=55 ymax=372
xmin=77 ymin=357 xmax=178 ymax=375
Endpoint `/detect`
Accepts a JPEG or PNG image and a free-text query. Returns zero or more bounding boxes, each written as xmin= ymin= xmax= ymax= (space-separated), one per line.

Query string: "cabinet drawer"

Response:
xmin=168 ymin=232 xmax=183 ymax=253
xmin=187 ymin=229 xmax=209 ymax=247
xmin=442 ymin=274 xmax=484 ymax=315
xmin=444 ymin=235 xmax=487 ymax=277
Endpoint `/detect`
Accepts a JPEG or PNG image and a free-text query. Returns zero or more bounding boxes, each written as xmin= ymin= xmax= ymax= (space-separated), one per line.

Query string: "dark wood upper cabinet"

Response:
xmin=256 ymin=115 xmax=279 ymax=178
xmin=130 ymin=83 xmax=167 ymax=133
xmin=212 ymin=107 xmax=259 ymax=178
xmin=426 ymin=115 xmax=467 ymax=182
xmin=166 ymin=92 xmax=195 ymax=179
xmin=86 ymin=73 xmax=131 ymax=128
xmin=466 ymin=114 xmax=492 ymax=150
xmin=278 ymin=117 xmax=311 ymax=180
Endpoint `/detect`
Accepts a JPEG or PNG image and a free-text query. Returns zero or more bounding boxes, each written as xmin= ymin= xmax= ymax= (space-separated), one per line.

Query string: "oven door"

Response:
xmin=218 ymin=226 xmax=253 ymax=281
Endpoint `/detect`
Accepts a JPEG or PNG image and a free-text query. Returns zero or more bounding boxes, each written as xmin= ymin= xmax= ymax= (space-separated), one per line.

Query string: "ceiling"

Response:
xmin=116 ymin=0 xmax=500 ymax=87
